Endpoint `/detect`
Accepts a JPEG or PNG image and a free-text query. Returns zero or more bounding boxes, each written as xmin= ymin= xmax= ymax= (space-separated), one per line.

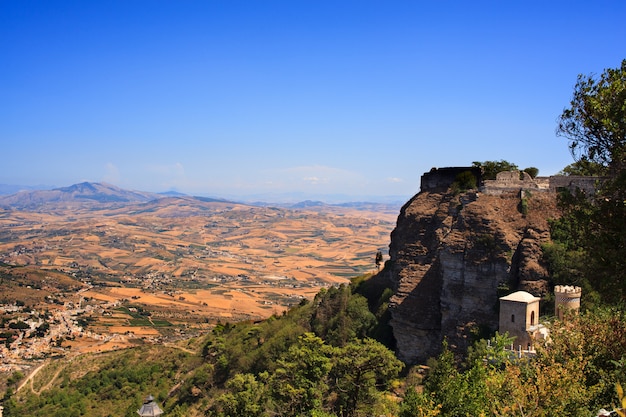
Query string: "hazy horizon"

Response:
xmin=0 ymin=180 xmax=410 ymax=204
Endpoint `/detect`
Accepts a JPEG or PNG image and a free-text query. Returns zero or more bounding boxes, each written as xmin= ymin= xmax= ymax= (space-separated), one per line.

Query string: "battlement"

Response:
xmin=554 ymin=285 xmax=582 ymax=295
xmin=554 ymin=285 xmax=582 ymax=320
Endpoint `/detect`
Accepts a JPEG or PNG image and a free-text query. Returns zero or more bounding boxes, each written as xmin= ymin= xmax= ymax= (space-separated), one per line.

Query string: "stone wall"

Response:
xmin=481 ymin=171 xmax=548 ymax=195
xmin=548 ymin=175 xmax=603 ymax=195
xmin=480 ymin=171 xmax=600 ymax=196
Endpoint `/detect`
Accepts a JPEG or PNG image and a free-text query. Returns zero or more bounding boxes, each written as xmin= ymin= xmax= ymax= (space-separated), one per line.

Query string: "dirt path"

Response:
xmin=16 ymin=359 xmax=66 ymax=395
xmin=34 ymin=364 xmax=63 ymax=395
xmin=16 ymin=360 xmax=47 ymax=393
xmin=163 ymin=342 xmax=196 ymax=355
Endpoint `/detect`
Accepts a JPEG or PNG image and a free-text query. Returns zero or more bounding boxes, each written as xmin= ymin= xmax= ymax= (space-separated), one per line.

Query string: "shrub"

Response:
xmin=453 ymin=171 xmax=477 ymax=192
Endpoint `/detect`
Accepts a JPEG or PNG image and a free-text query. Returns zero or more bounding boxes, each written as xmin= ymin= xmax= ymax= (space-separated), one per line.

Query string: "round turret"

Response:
xmin=554 ymin=285 xmax=581 ymax=320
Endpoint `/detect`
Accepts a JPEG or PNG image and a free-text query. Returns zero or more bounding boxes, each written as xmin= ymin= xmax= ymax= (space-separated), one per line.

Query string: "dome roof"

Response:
xmin=500 ymin=291 xmax=540 ymax=303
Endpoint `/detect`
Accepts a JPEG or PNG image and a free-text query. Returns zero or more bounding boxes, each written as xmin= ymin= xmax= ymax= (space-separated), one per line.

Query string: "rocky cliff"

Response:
xmin=386 ymin=170 xmax=560 ymax=364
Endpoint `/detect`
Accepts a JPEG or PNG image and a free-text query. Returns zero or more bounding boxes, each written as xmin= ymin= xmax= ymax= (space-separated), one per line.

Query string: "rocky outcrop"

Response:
xmin=386 ymin=181 xmax=558 ymax=364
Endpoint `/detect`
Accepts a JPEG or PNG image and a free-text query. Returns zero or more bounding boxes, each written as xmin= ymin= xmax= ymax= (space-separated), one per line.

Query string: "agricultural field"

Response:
xmin=0 ymin=196 xmax=398 ymax=353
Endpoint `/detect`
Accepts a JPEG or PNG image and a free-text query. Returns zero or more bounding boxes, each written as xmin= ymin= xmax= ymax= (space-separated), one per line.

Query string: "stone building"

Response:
xmin=499 ymin=291 xmax=542 ymax=350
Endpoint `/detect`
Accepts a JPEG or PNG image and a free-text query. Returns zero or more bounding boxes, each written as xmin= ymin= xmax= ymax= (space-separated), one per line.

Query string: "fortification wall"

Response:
xmin=481 ymin=171 xmax=549 ymax=195
xmin=421 ymin=167 xmax=601 ymax=196
xmin=548 ymin=175 xmax=602 ymax=195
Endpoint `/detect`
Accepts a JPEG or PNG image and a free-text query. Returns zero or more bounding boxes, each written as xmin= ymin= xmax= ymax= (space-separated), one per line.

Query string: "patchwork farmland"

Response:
xmin=0 ymin=196 xmax=398 ymax=359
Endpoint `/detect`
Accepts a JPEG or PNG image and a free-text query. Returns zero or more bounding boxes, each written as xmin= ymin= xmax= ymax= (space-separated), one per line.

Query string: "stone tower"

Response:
xmin=554 ymin=285 xmax=582 ymax=320
xmin=499 ymin=291 xmax=541 ymax=350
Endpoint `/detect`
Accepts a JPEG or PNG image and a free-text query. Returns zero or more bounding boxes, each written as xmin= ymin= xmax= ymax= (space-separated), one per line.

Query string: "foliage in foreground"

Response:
xmin=7 ymin=281 xmax=406 ymax=417
xmin=402 ymin=308 xmax=626 ymax=417
xmin=7 ymin=274 xmax=626 ymax=417
xmin=6 ymin=346 xmax=195 ymax=417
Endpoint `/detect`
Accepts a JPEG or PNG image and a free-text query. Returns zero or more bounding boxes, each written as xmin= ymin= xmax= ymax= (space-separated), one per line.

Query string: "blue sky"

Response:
xmin=2 ymin=1 xmax=625 ymax=202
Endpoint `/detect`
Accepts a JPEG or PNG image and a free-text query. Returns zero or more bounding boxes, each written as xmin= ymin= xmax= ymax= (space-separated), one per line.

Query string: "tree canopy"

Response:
xmin=550 ymin=59 xmax=626 ymax=303
xmin=472 ymin=160 xmax=539 ymax=181
xmin=557 ymin=59 xmax=626 ymax=172
xmin=473 ymin=160 xmax=519 ymax=180
xmin=558 ymin=157 xmax=608 ymax=176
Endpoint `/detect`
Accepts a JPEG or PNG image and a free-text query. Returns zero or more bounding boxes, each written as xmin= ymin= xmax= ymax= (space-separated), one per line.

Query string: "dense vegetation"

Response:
xmin=6 ymin=282 xmax=406 ymax=417
xmin=6 ymin=277 xmax=626 ymax=416
xmin=547 ymin=59 xmax=626 ymax=304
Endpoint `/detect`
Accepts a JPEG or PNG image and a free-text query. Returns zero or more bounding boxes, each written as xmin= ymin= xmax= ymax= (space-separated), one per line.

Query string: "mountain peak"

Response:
xmin=0 ymin=182 xmax=162 ymax=208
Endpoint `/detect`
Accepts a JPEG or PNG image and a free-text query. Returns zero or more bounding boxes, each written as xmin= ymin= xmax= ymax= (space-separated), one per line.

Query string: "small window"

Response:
xmin=530 ymin=311 xmax=535 ymax=326
xmin=511 ymin=314 xmax=515 ymax=323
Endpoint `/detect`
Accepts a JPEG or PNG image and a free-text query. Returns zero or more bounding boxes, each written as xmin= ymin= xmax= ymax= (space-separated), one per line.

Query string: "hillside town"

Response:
xmin=0 ymin=289 xmax=130 ymax=376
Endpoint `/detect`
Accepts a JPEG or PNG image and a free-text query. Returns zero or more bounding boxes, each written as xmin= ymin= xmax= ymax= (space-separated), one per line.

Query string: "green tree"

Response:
xmin=583 ymin=174 xmax=626 ymax=301
xmin=399 ymin=388 xmax=441 ymax=417
xmin=6 ymin=370 xmax=24 ymax=387
xmin=423 ymin=340 xmax=492 ymax=416
xmin=465 ymin=332 xmax=515 ymax=370
xmin=2 ymin=388 xmax=17 ymax=417
xmin=330 ymin=338 xmax=403 ymax=417
xmin=553 ymin=59 xmax=626 ymax=302
xmin=558 ymin=158 xmax=608 ymax=176
xmin=473 ymin=160 xmax=518 ymax=180
xmin=557 ymin=307 xmax=626 ymax=408
xmin=269 ymin=332 xmax=332 ymax=416
xmin=557 ymin=59 xmax=626 ymax=171
xmin=213 ymin=373 xmax=269 ymax=417
xmin=522 ymin=166 xmax=539 ymax=178
xmin=311 ymin=286 xmax=376 ymax=347
xmin=178 ymin=363 xmax=215 ymax=403
xmin=453 ymin=170 xmax=477 ymax=191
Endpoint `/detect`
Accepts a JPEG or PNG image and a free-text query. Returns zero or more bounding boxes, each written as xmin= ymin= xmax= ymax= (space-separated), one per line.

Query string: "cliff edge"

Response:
xmin=387 ymin=168 xmax=560 ymax=364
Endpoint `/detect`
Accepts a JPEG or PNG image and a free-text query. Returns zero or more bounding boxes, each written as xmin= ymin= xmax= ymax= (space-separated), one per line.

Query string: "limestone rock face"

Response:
xmin=387 ymin=189 xmax=557 ymax=364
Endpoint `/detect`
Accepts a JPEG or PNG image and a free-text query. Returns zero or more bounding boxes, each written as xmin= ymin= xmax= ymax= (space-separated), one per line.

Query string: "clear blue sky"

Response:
xmin=2 ymin=1 xmax=625 ymax=202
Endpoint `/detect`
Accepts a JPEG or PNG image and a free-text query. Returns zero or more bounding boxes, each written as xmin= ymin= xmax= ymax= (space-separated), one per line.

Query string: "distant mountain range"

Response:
xmin=0 ymin=182 xmax=404 ymax=212
xmin=0 ymin=182 xmax=164 ymax=208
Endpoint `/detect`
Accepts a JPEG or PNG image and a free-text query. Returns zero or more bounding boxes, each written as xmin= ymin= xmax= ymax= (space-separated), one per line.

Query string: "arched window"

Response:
xmin=511 ymin=314 xmax=515 ymax=323
xmin=530 ymin=311 xmax=535 ymax=326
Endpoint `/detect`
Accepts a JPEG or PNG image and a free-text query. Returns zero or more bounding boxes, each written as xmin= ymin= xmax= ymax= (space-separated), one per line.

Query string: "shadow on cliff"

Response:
xmin=352 ymin=264 xmax=398 ymax=351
